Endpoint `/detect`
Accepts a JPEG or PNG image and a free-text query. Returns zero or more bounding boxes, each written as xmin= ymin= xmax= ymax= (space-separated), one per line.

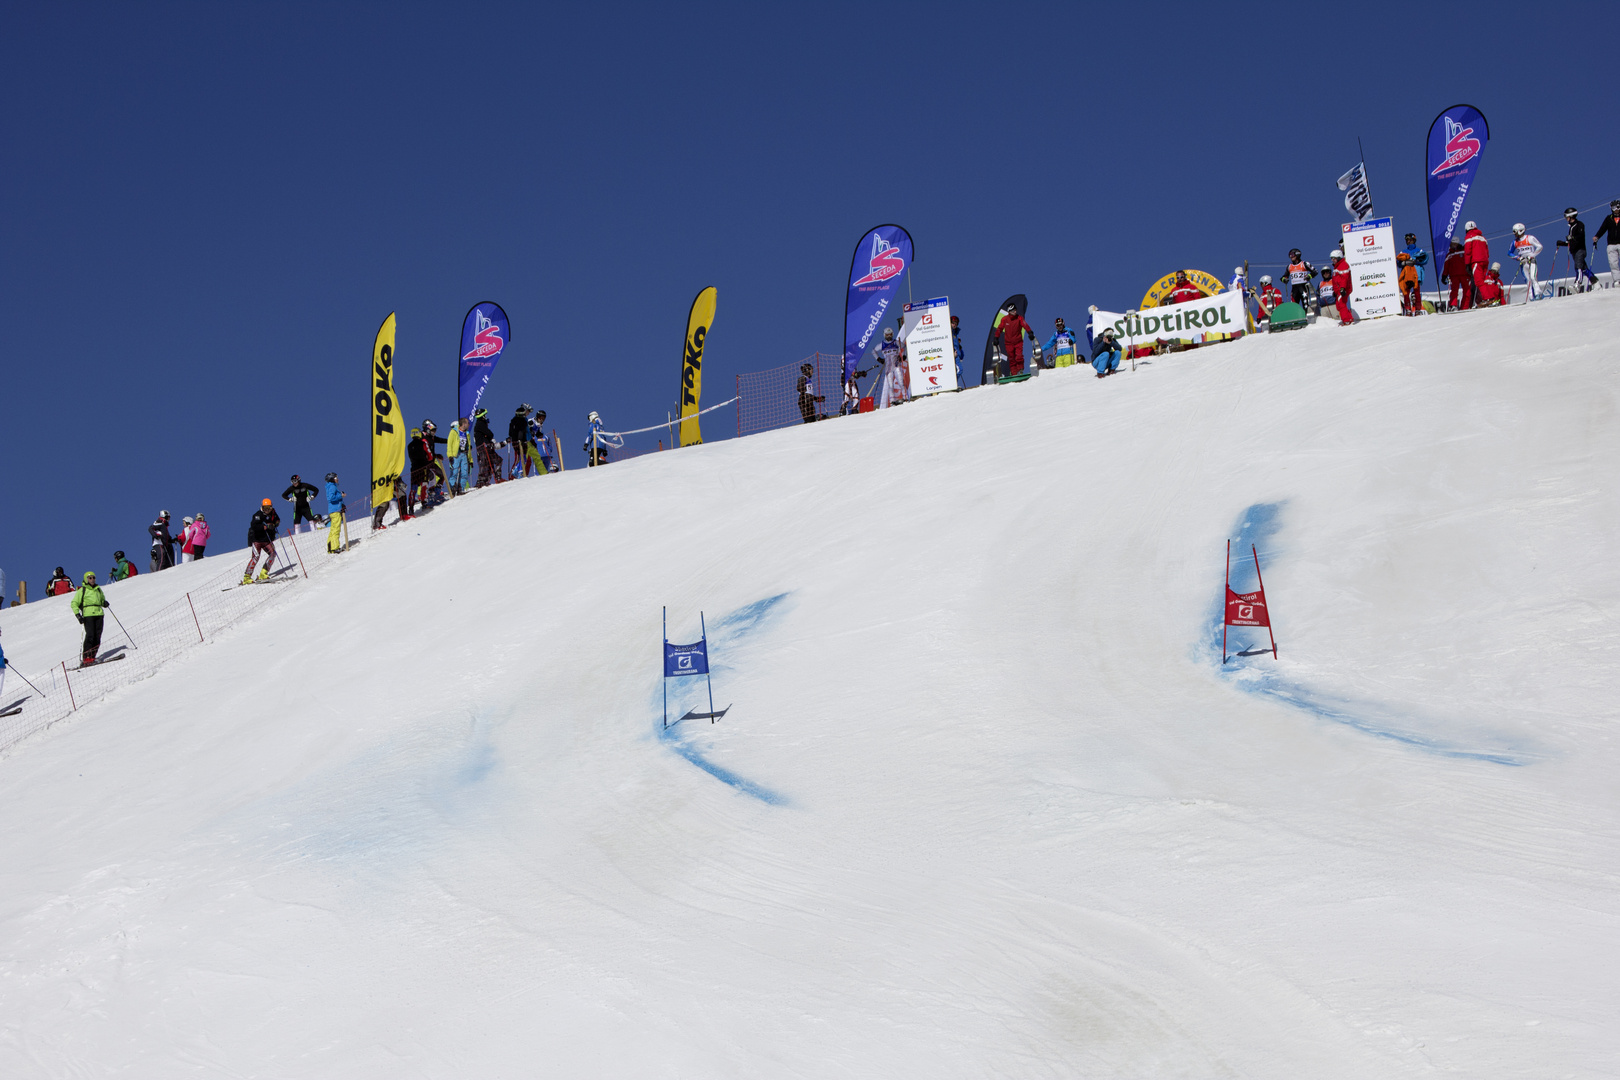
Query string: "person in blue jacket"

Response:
xmin=324 ymin=472 xmax=346 ymax=553
xmin=950 ymin=315 xmax=964 ymax=389
xmin=1402 ymin=233 xmax=1429 ymax=285
xmin=1044 ymin=318 xmax=1083 ymax=369
xmin=1090 ymin=326 xmax=1122 ymax=378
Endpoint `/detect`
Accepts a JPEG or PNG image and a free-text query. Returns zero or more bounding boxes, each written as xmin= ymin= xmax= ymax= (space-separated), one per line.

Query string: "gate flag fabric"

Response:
xmin=457 ymin=301 xmax=510 ymax=421
xmin=678 ymin=287 xmax=717 ymax=447
xmin=842 ymin=225 xmax=913 ymax=387
xmin=1337 ymin=161 xmax=1374 ymax=222
xmin=1222 ymin=541 xmax=1278 ymax=663
xmin=370 ymin=312 xmax=406 ymax=506
xmin=1425 ymin=105 xmax=1490 ymax=275
xmin=664 ymin=637 xmax=710 ymax=677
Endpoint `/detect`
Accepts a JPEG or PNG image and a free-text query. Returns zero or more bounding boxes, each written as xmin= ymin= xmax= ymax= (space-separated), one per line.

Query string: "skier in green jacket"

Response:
xmin=69 ymin=571 xmax=110 ymax=664
xmin=109 ymin=551 xmax=138 ymax=581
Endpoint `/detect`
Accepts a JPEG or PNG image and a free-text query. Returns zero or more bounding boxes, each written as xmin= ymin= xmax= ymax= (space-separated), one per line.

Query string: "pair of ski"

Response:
xmin=70 ymin=645 xmax=129 ymax=672
xmin=222 ymin=566 xmax=298 ymax=591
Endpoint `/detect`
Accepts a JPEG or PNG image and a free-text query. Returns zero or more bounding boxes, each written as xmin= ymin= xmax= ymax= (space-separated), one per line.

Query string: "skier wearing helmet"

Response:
xmin=1285 ymin=249 xmax=1315 ymax=309
xmin=1558 ymin=207 xmax=1598 ymax=291
xmin=584 ymin=411 xmax=609 ymax=466
xmin=1509 ymin=224 xmax=1544 ymax=302
xmin=242 ymin=499 xmax=280 ymax=584
xmin=472 ymin=407 xmax=499 ymax=488
xmin=325 ymin=472 xmax=347 ymax=552
xmin=1045 ymin=317 xmax=1082 ymax=369
xmin=149 ymin=510 xmax=177 ymax=573
xmin=1402 ymin=233 xmax=1429 ymax=292
xmin=1463 ymin=221 xmax=1489 ymax=306
xmin=992 ymin=305 xmax=1036 ymax=378
xmin=950 ymin=315 xmax=965 ymax=388
xmin=1255 ymin=275 xmax=1284 ymax=323
xmin=1593 ymin=200 xmax=1620 ymax=286
xmin=872 ymin=326 xmax=907 ymax=406
xmin=1330 ymin=249 xmax=1354 ymax=325
xmin=507 ymin=407 xmax=535 ymax=479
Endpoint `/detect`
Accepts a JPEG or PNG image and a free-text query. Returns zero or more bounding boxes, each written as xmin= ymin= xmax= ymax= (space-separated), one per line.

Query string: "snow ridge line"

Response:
xmin=0 ymin=531 xmax=352 ymax=757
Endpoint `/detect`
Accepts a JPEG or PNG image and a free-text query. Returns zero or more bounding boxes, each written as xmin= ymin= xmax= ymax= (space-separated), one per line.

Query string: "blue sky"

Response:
xmin=2 ymin=2 xmax=1614 ymax=597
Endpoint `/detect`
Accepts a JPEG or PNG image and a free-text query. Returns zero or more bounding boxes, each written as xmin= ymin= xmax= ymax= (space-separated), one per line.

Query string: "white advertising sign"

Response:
xmin=900 ymin=296 xmax=956 ymax=395
xmin=1341 ymin=216 xmax=1400 ymax=320
xmin=1090 ymin=288 xmax=1247 ymax=349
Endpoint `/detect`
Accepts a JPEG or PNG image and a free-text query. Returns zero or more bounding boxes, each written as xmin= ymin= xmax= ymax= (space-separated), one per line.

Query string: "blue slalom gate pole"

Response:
xmin=662 ymin=606 xmax=668 ymax=729
xmin=701 ymin=612 xmax=716 ymax=721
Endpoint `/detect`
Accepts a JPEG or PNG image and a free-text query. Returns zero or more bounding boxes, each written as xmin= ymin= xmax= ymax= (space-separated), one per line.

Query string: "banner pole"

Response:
xmin=662 ymin=607 xmax=667 ymax=730
xmin=1251 ymin=544 xmax=1277 ymax=659
xmin=701 ymin=611 xmax=716 ymax=722
xmin=1222 ymin=540 xmax=1230 ymax=664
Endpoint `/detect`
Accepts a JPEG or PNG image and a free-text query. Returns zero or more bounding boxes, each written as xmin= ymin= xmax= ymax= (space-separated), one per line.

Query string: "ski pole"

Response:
xmin=5 ymin=664 xmax=43 ymax=697
xmin=108 ymin=607 xmax=138 ymax=649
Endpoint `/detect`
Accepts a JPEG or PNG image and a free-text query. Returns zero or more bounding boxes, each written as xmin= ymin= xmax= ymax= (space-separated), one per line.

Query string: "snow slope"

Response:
xmin=2 ymin=292 xmax=1618 ymax=1078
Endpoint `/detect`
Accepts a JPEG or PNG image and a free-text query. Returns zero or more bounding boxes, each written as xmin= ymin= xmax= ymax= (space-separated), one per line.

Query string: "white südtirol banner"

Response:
xmin=900 ymin=296 xmax=956 ymax=396
xmin=1342 ymin=216 xmax=1400 ymax=320
xmin=1091 ymin=288 xmax=1247 ymax=349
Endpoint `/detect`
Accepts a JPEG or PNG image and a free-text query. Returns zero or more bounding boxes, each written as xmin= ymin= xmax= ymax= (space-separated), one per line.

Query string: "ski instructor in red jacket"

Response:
xmin=996 ymin=305 xmax=1037 ymax=377
xmin=1463 ymin=221 xmax=1489 ymax=308
xmin=1330 ymin=249 xmax=1354 ymax=325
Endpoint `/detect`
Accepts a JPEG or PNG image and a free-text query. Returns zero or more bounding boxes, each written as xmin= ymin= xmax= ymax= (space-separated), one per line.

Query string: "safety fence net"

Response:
xmin=735 ymin=352 xmax=843 ymax=438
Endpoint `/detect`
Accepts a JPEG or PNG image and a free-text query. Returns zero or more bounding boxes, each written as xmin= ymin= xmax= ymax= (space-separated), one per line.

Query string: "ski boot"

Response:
xmin=241 ymin=573 xmax=252 ymax=585
xmin=256 ymin=568 xmax=269 ymax=582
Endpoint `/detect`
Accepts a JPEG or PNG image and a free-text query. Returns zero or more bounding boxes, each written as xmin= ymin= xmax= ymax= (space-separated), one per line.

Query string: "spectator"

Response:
xmin=69 ymin=571 xmax=109 ymax=665
xmin=1398 ymin=251 xmax=1422 ymax=315
xmin=1402 ymin=232 xmax=1429 ymax=293
xmin=1256 ymin=275 xmax=1284 ymax=322
xmin=951 ymin=315 xmax=965 ymax=388
xmin=282 ymin=474 xmax=320 ymax=532
xmin=507 ymin=407 xmax=534 ymax=478
xmin=525 ymin=409 xmax=552 ymax=472
xmin=419 ymin=420 xmax=448 ymax=497
xmin=407 ymin=426 xmax=429 ymax=504
xmin=1510 ymin=224 xmax=1544 ymax=301
xmin=446 ymin=418 xmax=471 ymax=495
xmin=1165 ymin=271 xmax=1204 ymax=305
xmin=1442 ymin=240 xmax=1470 ymax=310
xmin=242 ymin=499 xmax=279 ymax=584
xmin=325 ymin=472 xmax=346 ymax=552
xmin=993 ymin=305 xmax=1036 ymax=378
xmin=1477 ymin=263 xmax=1506 ymax=306
xmin=46 ymin=567 xmax=75 ymax=596
xmin=1090 ymin=327 xmax=1122 ymax=378
xmin=472 ymin=408 xmax=499 ymax=487
xmin=1045 ymin=318 xmax=1082 ymax=369
xmin=149 ymin=511 xmax=177 ymax=572
xmin=1559 ymin=207 xmax=1599 ymax=291
xmin=1330 ymin=249 xmax=1354 ymax=325
xmin=109 ymin=550 xmax=138 ymax=581
xmin=584 ymin=411 xmax=609 ymax=466
xmin=1463 ymin=221 xmax=1489 ymax=306
xmin=796 ymin=363 xmax=824 ymax=423
xmin=1593 ymin=199 xmax=1620 ymax=287
xmin=1317 ymin=266 xmax=1337 ymax=313
xmin=189 ymin=513 xmax=209 ymax=558
xmin=179 ymin=516 xmax=197 ymax=563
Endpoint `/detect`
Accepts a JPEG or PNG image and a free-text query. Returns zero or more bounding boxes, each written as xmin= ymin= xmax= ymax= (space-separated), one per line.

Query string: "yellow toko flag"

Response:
xmin=371 ymin=313 xmax=405 ymax=507
xmin=678 ymin=287 xmax=717 ymax=447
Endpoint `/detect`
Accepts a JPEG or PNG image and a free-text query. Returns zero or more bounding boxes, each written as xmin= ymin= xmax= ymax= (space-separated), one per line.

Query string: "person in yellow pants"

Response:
xmin=324 ymin=472 xmax=346 ymax=553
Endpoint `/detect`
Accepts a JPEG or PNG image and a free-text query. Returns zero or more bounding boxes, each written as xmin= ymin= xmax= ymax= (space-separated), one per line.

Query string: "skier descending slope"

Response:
xmin=1510 ymin=224 xmax=1543 ymax=301
xmin=242 ymin=500 xmax=279 ymax=584
xmin=69 ymin=571 xmax=109 ymax=664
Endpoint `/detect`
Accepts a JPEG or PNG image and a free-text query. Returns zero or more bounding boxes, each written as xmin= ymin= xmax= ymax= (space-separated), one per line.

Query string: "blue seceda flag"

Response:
xmin=457 ymin=301 xmax=511 ymax=420
xmin=1425 ymin=105 xmax=1490 ymax=268
xmin=843 ymin=225 xmax=914 ymax=383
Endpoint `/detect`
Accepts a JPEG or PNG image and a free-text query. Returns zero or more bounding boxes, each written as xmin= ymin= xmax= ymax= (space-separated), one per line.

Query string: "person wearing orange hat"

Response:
xmin=241 ymin=498 xmax=281 ymax=585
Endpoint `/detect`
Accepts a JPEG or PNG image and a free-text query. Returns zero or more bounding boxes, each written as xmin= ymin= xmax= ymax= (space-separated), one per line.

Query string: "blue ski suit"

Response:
xmin=1403 ymin=242 xmax=1429 ymax=283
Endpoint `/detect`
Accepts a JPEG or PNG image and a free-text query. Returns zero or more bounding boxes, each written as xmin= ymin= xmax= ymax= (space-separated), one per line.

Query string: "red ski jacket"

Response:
xmin=1257 ymin=283 xmax=1284 ymax=313
xmin=996 ymin=312 xmax=1034 ymax=354
xmin=1331 ymin=259 xmax=1352 ymax=294
xmin=1477 ymin=273 xmax=1505 ymax=304
xmin=1442 ymin=251 xmax=1469 ymax=284
xmin=1166 ymin=282 xmax=1205 ymax=305
xmin=1463 ymin=228 xmax=1489 ymax=266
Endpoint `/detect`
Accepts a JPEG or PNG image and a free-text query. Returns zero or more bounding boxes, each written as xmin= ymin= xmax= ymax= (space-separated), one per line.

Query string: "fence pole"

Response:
xmin=62 ymin=662 xmax=76 ymax=711
xmin=287 ymin=532 xmax=309 ymax=578
xmin=186 ymin=591 xmax=204 ymax=643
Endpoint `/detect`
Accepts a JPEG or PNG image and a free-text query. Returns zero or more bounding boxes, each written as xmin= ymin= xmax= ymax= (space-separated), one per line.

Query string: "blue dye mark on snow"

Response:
xmin=1209 ymin=502 xmax=1531 ymax=767
xmin=654 ymin=592 xmax=793 ymax=805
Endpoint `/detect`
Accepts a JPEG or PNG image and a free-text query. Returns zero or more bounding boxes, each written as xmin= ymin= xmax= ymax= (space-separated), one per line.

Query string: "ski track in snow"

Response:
xmin=1209 ymin=501 xmax=1533 ymax=766
xmin=654 ymin=592 xmax=792 ymax=805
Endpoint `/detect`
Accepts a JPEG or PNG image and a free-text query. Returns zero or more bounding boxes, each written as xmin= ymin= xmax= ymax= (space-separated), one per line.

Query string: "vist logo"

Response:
xmin=852 ymin=234 xmax=906 ymax=286
xmin=461 ymin=308 xmax=505 ymax=360
xmin=1431 ymin=116 xmax=1482 ymax=175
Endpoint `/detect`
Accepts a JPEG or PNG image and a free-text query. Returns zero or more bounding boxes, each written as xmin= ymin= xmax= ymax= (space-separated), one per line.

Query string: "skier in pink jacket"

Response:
xmin=188 ymin=514 xmax=210 ymax=559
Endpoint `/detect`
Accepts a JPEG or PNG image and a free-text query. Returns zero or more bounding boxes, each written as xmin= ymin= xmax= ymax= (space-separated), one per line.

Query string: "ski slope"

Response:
xmin=2 ymin=292 xmax=1618 ymax=1078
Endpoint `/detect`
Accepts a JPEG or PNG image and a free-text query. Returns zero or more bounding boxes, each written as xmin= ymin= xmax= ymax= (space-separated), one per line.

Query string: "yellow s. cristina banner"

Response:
xmin=371 ymin=312 xmax=405 ymax=506
xmin=678 ymin=287 xmax=717 ymax=447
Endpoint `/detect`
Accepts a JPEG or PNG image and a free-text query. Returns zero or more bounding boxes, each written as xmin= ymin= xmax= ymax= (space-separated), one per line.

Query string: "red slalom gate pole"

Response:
xmin=1222 ymin=540 xmax=1230 ymax=664
xmin=62 ymin=662 xmax=76 ymax=711
xmin=186 ymin=591 xmax=204 ymax=643
xmin=1251 ymin=544 xmax=1278 ymax=659
xmin=287 ymin=532 xmax=308 ymax=578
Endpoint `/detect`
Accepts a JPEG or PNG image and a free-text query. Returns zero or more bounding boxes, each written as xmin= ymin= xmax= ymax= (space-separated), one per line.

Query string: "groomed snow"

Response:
xmin=2 ymin=293 xmax=1618 ymax=1077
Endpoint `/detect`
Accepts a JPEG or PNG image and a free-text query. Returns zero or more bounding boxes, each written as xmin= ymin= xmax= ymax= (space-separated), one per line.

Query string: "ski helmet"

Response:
xmin=261 ymin=498 xmax=272 ymax=507
xmin=883 ymin=327 xmax=894 ymax=340
xmin=196 ymin=513 xmax=204 ymax=521
xmin=113 ymin=550 xmax=124 ymax=560
xmin=1405 ymin=232 xmax=1417 ymax=243
xmin=1465 ymin=221 xmax=1476 ymax=230
xmin=1490 ymin=261 xmax=1501 ymax=272
xmin=1330 ymin=249 xmax=1343 ymax=259
xmin=83 ymin=571 xmax=96 ymax=584
xmin=1259 ymin=274 xmax=1271 ymax=284
xmin=1233 ymin=267 xmax=1243 ymax=277
xmin=1088 ymin=304 xmax=1098 ymax=313
xmin=183 ymin=516 xmax=193 ymax=524
xmin=290 ymin=473 xmax=300 ymax=482
xmin=423 ymin=419 xmax=436 ymax=431
xmin=410 ymin=427 xmax=420 ymax=437
xmin=325 ymin=472 xmax=337 ymax=482
xmin=1512 ymin=223 xmax=1525 ymax=235
xmin=588 ymin=411 xmax=601 ymax=424
xmin=1611 ymin=199 xmax=1620 ymax=211
xmin=534 ymin=410 xmax=546 ymax=422
xmin=1564 ymin=207 xmax=1578 ymax=217
xmin=1289 ymin=248 xmax=1302 ymax=260
xmin=474 ymin=407 xmax=487 ymax=418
